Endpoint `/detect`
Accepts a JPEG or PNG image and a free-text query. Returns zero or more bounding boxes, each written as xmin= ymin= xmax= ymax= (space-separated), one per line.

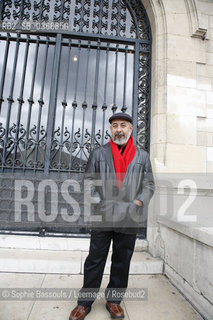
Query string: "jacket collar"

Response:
xmin=103 ymin=142 xmax=116 ymax=174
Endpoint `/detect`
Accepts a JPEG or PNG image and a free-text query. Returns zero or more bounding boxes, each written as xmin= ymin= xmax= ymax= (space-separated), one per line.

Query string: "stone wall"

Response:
xmin=144 ymin=1 xmax=213 ymax=319
xmin=143 ymin=0 xmax=213 ymax=173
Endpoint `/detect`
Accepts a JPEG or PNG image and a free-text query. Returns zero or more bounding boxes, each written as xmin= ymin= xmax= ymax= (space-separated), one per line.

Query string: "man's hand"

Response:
xmin=133 ymin=199 xmax=143 ymax=207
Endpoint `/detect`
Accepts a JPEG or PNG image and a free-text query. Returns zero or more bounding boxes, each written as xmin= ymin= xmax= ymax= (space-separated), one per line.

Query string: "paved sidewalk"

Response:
xmin=0 ymin=272 xmax=203 ymax=320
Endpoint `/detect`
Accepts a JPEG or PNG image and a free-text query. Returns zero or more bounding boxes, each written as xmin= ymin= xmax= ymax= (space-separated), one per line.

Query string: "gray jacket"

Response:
xmin=84 ymin=142 xmax=155 ymax=234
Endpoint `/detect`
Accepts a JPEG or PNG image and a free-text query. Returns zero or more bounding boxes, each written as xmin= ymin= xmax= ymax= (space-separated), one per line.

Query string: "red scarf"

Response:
xmin=110 ymin=135 xmax=136 ymax=190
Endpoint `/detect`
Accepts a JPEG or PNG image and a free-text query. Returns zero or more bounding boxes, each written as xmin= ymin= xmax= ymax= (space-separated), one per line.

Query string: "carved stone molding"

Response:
xmin=184 ymin=0 xmax=208 ymax=40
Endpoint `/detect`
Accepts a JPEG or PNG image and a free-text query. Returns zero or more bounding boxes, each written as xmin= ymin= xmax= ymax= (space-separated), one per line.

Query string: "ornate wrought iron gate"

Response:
xmin=0 ymin=0 xmax=151 ymax=236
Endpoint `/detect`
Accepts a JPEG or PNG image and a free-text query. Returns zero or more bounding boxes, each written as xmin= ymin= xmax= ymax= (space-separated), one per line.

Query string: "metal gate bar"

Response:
xmin=57 ymin=39 xmax=72 ymax=174
xmin=122 ymin=45 xmax=128 ymax=112
xmin=68 ymin=40 xmax=81 ymax=171
xmin=79 ymin=40 xmax=90 ymax=169
xmin=90 ymin=40 xmax=100 ymax=150
xmin=1 ymin=34 xmax=20 ymax=171
xmin=33 ymin=37 xmax=49 ymax=173
xmin=44 ymin=33 xmax=62 ymax=174
xmin=0 ymin=34 xmax=10 ymax=114
xmin=12 ymin=34 xmax=29 ymax=174
xmin=23 ymin=36 xmax=40 ymax=172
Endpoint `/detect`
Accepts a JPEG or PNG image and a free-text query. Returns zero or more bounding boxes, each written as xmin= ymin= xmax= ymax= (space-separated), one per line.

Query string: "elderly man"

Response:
xmin=69 ymin=112 xmax=155 ymax=320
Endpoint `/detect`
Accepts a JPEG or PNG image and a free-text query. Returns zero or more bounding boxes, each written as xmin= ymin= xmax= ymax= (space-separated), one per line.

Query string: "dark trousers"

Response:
xmin=78 ymin=230 xmax=136 ymax=307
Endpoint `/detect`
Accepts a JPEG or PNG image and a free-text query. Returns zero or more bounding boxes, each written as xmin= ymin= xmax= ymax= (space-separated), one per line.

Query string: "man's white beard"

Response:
xmin=112 ymin=130 xmax=132 ymax=146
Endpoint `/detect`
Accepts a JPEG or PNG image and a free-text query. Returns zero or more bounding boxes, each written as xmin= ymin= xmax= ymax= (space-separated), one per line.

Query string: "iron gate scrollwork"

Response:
xmin=0 ymin=0 xmax=151 ymax=236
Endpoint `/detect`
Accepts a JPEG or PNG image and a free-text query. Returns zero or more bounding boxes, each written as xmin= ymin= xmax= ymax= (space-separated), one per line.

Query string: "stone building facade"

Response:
xmin=145 ymin=1 xmax=213 ymax=319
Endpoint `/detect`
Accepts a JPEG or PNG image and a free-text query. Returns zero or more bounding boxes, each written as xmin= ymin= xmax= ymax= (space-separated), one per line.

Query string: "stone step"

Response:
xmin=0 ymin=234 xmax=148 ymax=252
xmin=0 ymin=248 xmax=163 ymax=275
